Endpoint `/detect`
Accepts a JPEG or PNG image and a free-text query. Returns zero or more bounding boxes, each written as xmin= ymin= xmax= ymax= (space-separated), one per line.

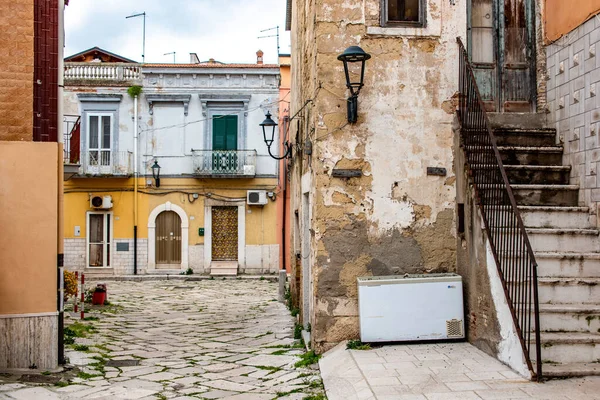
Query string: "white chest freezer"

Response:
xmin=358 ymin=273 xmax=465 ymax=342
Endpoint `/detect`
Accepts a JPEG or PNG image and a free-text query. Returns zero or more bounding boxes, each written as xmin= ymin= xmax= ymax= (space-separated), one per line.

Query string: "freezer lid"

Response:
xmin=357 ymin=273 xmax=462 ymax=286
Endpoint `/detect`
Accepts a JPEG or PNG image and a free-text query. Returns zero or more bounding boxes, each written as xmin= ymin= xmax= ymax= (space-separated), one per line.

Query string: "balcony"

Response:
xmin=63 ymin=115 xmax=81 ymax=180
xmin=192 ymin=150 xmax=257 ymax=178
xmin=78 ymin=151 xmax=133 ymax=177
xmin=64 ymin=62 xmax=142 ymax=86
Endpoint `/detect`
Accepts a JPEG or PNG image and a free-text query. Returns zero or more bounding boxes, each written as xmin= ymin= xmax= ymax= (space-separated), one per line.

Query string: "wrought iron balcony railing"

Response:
xmin=78 ymin=151 xmax=133 ymax=176
xmin=192 ymin=150 xmax=257 ymax=177
xmin=64 ymin=62 xmax=142 ymax=84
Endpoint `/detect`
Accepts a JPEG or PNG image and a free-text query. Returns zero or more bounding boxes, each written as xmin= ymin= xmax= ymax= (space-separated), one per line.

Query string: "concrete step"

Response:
xmin=524 ymin=228 xmax=600 ymax=253
xmin=538 ymin=304 xmax=600 ymax=334
xmin=477 ymin=184 xmax=579 ymax=206
xmin=537 ymin=277 xmax=600 ymax=304
xmin=499 ymin=146 xmax=564 ymax=166
xmin=536 ymin=362 xmax=600 ymax=377
xmin=518 ymin=206 xmax=593 ymax=229
xmin=210 ymin=261 xmax=238 ymax=276
xmin=488 ymin=112 xmax=550 ymax=130
xmin=493 ymin=128 xmax=557 ymax=147
xmin=536 ymin=252 xmax=600 ymax=278
xmin=471 ymin=165 xmax=570 ymax=185
xmin=532 ymin=332 xmax=600 ymax=364
xmin=505 ymin=165 xmax=571 ymax=185
xmin=512 ymin=184 xmax=579 ymax=207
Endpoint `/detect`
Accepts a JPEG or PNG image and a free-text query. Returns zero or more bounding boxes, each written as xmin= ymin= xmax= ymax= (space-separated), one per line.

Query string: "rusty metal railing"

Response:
xmin=63 ymin=115 xmax=81 ymax=164
xmin=457 ymin=38 xmax=541 ymax=380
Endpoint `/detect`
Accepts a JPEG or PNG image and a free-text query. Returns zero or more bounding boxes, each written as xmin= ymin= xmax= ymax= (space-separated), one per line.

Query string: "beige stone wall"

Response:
xmin=0 ymin=0 xmax=34 ymax=141
xmin=290 ymin=0 xmax=467 ymax=352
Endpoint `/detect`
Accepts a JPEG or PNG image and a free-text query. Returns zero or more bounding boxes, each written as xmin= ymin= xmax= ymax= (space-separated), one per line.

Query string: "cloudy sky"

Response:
xmin=64 ymin=0 xmax=291 ymax=65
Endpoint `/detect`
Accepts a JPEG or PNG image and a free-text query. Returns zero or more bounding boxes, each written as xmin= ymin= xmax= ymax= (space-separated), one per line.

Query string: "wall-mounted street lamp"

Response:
xmin=260 ymin=111 xmax=292 ymax=160
xmin=151 ymin=160 xmax=161 ymax=188
xmin=337 ymin=46 xmax=371 ymax=124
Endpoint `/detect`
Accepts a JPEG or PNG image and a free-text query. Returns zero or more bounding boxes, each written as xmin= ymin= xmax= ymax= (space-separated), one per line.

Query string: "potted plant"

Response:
xmin=92 ymin=284 xmax=107 ymax=305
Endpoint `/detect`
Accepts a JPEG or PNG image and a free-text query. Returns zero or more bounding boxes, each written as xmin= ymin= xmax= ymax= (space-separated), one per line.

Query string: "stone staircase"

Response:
xmin=490 ymin=114 xmax=600 ymax=377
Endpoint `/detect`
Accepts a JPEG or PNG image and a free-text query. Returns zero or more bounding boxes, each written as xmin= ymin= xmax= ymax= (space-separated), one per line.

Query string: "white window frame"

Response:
xmin=86 ymin=113 xmax=113 ymax=174
xmin=86 ymin=211 xmax=113 ymax=269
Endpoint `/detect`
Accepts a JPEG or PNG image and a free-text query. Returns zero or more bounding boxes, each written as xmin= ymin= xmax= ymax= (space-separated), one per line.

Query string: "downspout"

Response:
xmin=57 ymin=0 xmax=65 ymax=365
xmin=134 ymin=95 xmax=139 ymax=275
xmin=281 ymin=116 xmax=289 ymax=273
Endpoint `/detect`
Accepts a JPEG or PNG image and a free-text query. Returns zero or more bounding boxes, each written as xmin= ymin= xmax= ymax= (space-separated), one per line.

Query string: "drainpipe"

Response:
xmin=57 ymin=0 xmax=66 ymax=365
xmin=134 ymin=95 xmax=138 ymax=275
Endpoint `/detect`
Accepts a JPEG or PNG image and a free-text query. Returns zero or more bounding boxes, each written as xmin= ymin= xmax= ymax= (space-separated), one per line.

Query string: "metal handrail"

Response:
xmin=457 ymin=38 xmax=541 ymax=380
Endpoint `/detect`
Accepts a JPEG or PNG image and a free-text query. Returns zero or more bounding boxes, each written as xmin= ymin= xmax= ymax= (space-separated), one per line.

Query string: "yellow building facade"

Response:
xmin=63 ymin=50 xmax=281 ymax=276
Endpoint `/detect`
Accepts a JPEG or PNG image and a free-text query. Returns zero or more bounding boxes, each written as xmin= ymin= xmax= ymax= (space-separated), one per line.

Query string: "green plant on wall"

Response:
xmin=127 ymin=85 xmax=142 ymax=98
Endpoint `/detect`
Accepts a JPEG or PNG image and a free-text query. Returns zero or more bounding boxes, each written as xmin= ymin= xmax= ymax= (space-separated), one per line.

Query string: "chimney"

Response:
xmin=190 ymin=53 xmax=200 ymax=64
xmin=256 ymin=50 xmax=264 ymax=65
xmin=209 ymin=58 xmax=215 ymax=64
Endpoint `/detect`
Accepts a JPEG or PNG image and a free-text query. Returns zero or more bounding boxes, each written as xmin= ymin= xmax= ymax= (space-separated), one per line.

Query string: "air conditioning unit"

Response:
xmin=90 ymin=195 xmax=113 ymax=209
xmin=247 ymin=190 xmax=268 ymax=206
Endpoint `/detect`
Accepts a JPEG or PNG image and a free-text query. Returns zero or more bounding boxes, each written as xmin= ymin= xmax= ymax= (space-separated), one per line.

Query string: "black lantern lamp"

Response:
xmin=260 ymin=111 xmax=292 ymax=160
xmin=151 ymin=160 xmax=161 ymax=188
xmin=337 ymin=46 xmax=371 ymax=123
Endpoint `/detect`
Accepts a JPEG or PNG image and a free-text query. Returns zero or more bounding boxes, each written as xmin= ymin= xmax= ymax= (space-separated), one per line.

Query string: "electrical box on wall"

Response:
xmin=247 ymin=190 xmax=268 ymax=206
xmin=198 ymin=228 xmax=204 ymax=236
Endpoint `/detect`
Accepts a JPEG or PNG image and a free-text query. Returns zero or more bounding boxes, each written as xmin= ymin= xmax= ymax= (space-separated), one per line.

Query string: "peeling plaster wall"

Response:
xmin=290 ymin=0 xmax=466 ymax=353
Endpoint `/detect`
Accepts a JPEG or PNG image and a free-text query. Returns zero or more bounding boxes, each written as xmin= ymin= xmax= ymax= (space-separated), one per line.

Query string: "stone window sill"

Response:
xmin=366 ymin=25 xmax=441 ymax=38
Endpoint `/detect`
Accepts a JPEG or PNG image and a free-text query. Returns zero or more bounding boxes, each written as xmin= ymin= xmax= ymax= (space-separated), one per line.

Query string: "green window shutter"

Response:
xmin=212 ymin=115 xmax=238 ymax=151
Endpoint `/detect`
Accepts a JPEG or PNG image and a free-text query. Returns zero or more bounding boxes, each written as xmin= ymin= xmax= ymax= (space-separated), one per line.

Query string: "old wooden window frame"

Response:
xmin=381 ymin=0 xmax=427 ymax=27
xmin=86 ymin=211 xmax=113 ymax=269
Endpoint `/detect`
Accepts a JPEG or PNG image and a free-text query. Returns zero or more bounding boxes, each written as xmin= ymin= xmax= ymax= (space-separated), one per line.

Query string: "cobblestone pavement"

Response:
xmin=0 ymin=279 xmax=325 ymax=400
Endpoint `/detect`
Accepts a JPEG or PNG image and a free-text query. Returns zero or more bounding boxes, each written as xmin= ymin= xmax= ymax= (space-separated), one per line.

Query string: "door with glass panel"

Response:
xmin=469 ymin=0 xmax=535 ymax=112
xmin=87 ymin=114 xmax=112 ymax=174
xmin=88 ymin=213 xmax=111 ymax=268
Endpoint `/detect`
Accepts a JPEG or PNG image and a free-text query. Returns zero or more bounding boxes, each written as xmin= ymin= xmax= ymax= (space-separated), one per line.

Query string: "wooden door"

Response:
xmin=211 ymin=206 xmax=238 ymax=261
xmin=469 ymin=0 xmax=535 ymax=112
xmin=156 ymin=211 xmax=182 ymax=268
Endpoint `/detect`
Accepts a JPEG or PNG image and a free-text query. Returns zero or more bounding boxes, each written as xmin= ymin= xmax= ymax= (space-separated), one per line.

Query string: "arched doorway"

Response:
xmin=147 ymin=201 xmax=189 ymax=273
xmin=155 ymin=211 xmax=182 ymax=268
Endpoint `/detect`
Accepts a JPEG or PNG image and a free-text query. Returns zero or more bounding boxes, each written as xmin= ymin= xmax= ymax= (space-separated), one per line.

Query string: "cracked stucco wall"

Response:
xmin=290 ymin=0 xmax=467 ymax=353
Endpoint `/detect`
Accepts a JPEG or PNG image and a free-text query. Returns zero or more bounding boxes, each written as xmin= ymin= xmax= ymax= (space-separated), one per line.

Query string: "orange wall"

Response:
xmin=0 ymin=142 xmax=58 ymax=314
xmin=0 ymin=0 xmax=34 ymax=141
xmin=545 ymin=0 xmax=600 ymax=43
xmin=278 ymin=56 xmax=291 ymax=272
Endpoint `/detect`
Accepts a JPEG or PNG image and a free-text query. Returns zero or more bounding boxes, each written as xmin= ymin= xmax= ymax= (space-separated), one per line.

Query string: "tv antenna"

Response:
xmin=258 ymin=26 xmax=280 ymax=58
xmin=164 ymin=52 xmax=176 ymax=63
xmin=126 ymin=12 xmax=146 ymax=63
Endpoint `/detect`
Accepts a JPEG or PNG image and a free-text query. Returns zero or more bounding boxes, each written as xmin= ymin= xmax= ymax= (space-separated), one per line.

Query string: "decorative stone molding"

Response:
xmin=198 ymin=94 xmax=251 ymax=117
xmin=77 ymin=93 xmax=123 ymax=102
xmin=145 ymin=94 xmax=191 ymax=116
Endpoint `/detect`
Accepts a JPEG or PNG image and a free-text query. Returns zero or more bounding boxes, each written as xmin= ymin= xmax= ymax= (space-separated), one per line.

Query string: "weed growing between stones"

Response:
xmin=294 ymin=323 xmax=303 ymax=339
xmin=346 ymin=340 xmax=371 ymax=350
xmin=72 ymin=344 xmax=89 ymax=352
xmin=255 ymin=365 xmax=283 ymax=375
xmin=295 ymin=351 xmax=320 ymax=368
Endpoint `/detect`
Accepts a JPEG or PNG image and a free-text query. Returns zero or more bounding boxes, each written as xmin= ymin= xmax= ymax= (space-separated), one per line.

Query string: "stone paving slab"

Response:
xmin=320 ymin=341 xmax=600 ymax=400
xmin=0 ymin=280 xmax=324 ymax=399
